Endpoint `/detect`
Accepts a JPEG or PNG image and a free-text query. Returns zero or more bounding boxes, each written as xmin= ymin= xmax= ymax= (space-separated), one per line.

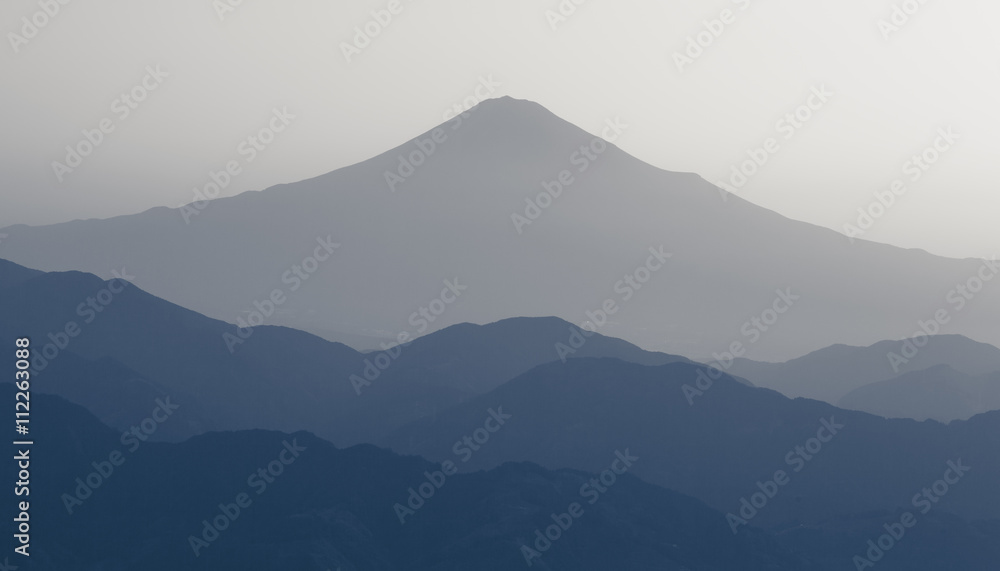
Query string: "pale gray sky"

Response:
xmin=2 ymin=0 xmax=997 ymax=259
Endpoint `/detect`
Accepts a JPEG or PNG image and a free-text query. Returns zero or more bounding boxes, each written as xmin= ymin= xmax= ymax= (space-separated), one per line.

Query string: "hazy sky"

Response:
xmin=2 ymin=0 xmax=997 ymax=259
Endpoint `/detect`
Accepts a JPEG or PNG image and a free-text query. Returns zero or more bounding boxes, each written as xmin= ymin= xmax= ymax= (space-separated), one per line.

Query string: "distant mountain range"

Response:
xmin=839 ymin=365 xmax=1000 ymax=423
xmin=1 ymin=97 xmax=998 ymax=360
xmin=6 ymin=260 xmax=1000 ymax=510
xmin=4 ymin=260 xmax=1000 ymax=569
xmin=728 ymin=334 xmax=1000 ymax=403
xmin=0 ymin=259 xmax=692 ymax=446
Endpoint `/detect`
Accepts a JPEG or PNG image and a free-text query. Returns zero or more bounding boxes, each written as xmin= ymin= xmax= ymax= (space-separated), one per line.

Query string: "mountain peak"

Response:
xmin=472 ymin=95 xmax=551 ymax=113
xmin=446 ymin=95 xmax=591 ymax=149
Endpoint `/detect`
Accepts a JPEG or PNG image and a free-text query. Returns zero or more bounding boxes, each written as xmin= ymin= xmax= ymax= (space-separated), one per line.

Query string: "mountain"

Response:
xmin=0 ymin=340 xmax=213 ymax=441
xmin=374 ymin=315 xmax=697 ymax=396
xmin=0 ymin=257 xmax=42 ymax=288
xmin=382 ymin=358 xmax=1000 ymax=528
xmin=8 ymin=387 xmax=825 ymax=570
xmin=0 ymin=265 xmax=365 ymax=443
xmin=727 ymin=334 xmax=1000 ymax=403
xmin=838 ymin=365 xmax=1000 ymax=422
xmin=1 ymin=97 xmax=998 ymax=360
xmin=772 ymin=510 xmax=1000 ymax=570
xmin=0 ymin=260 xmax=691 ymax=445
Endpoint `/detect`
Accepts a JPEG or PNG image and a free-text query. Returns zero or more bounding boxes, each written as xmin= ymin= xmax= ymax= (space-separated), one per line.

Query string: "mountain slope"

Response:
xmin=0 ymin=260 xmax=692 ymax=445
xmin=728 ymin=334 xmax=1000 ymax=403
xmin=0 ymin=256 xmax=42 ymax=288
xmin=378 ymin=315 xmax=697 ymax=396
xmin=382 ymin=358 xmax=1000 ymax=527
xmin=1 ymin=97 xmax=998 ymax=360
xmin=838 ymin=365 xmax=1000 ymax=422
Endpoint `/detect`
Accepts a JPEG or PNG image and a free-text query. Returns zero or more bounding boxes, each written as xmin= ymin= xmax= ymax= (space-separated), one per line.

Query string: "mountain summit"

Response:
xmin=1 ymin=99 xmax=997 ymax=359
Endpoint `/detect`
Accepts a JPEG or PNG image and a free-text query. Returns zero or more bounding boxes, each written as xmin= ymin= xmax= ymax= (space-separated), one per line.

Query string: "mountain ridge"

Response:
xmin=2 ymin=97 xmax=998 ymax=360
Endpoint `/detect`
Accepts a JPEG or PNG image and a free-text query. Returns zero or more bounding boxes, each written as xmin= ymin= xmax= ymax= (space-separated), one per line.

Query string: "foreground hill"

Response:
xmin=6 ymin=387 xmax=823 ymax=571
xmin=383 ymin=358 xmax=1000 ymax=527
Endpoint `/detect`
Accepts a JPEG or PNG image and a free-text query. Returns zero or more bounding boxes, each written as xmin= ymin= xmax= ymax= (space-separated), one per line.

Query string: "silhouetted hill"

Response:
xmin=0 ymin=260 xmax=692 ymax=445
xmin=5 ymin=386 xmax=825 ymax=570
xmin=0 ymin=338 xmax=212 ymax=441
xmin=385 ymin=316 xmax=695 ymax=392
xmin=0 ymin=256 xmax=42 ymax=289
xmin=383 ymin=358 xmax=1000 ymax=527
